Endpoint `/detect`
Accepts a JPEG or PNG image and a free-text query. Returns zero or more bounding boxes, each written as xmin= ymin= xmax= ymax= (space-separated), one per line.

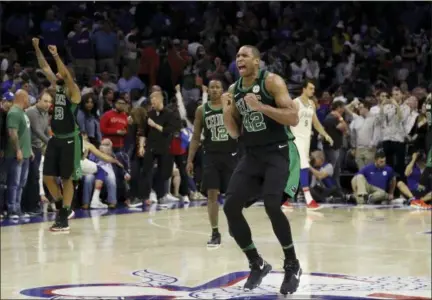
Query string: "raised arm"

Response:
xmin=47 ymin=45 xmax=81 ymax=104
xmin=175 ymin=84 xmax=193 ymax=128
xmin=246 ymin=73 xmax=299 ymax=126
xmin=222 ymin=84 xmax=241 ymax=139
xmin=32 ymin=38 xmax=57 ymax=85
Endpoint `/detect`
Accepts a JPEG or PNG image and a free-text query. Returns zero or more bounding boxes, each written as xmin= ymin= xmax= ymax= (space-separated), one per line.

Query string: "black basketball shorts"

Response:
xmin=201 ymin=151 xmax=238 ymax=193
xmin=43 ymin=135 xmax=82 ymax=180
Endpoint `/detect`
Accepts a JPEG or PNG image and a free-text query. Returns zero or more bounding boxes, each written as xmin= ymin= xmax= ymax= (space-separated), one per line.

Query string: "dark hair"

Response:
xmin=302 ymin=79 xmax=315 ymax=89
xmin=102 ymin=87 xmax=113 ymax=97
xmin=80 ymin=94 xmax=98 ymax=117
xmin=362 ymin=101 xmax=372 ymax=111
xmin=375 ymin=149 xmax=386 ymax=160
xmin=243 ymin=45 xmax=260 ymax=58
xmin=331 ymin=100 xmax=345 ymax=111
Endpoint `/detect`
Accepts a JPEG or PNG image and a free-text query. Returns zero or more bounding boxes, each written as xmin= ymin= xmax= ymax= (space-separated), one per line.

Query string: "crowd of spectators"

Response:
xmin=0 ymin=1 xmax=431 ymax=219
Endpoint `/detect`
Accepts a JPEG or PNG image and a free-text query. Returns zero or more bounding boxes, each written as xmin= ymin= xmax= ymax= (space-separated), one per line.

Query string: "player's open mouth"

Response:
xmin=238 ymin=65 xmax=246 ymax=72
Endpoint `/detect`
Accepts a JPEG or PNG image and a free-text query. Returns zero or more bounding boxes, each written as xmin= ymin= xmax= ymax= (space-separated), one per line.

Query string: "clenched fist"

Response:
xmin=48 ymin=45 xmax=58 ymax=55
xmin=32 ymin=38 xmax=39 ymax=48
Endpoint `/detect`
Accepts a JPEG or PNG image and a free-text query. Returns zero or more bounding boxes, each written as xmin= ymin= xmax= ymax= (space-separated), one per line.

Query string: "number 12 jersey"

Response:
xmin=202 ymin=102 xmax=237 ymax=153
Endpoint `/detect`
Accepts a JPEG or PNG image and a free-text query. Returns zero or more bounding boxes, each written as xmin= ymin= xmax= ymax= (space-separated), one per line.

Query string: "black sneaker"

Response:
xmin=243 ymin=257 xmax=272 ymax=291
xmin=49 ymin=208 xmax=70 ymax=233
xmin=280 ymin=259 xmax=302 ymax=295
xmin=207 ymin=232 xmax=221 ymax=248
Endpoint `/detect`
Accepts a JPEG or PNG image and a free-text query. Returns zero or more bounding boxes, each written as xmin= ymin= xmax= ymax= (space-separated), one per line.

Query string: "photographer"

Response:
xmin=309 ymin=150 xmax=345 ymax=203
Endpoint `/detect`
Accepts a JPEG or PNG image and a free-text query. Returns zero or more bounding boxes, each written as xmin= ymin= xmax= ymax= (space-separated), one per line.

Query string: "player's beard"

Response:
xmin=56 ymin=79 xmax=65 ymax=86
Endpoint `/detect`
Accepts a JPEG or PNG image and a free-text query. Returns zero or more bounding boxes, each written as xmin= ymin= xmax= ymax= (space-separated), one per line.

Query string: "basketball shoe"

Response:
xmin=280 ymin=258 xmax=302 ymax=295
xmin=244 ymin=257 xmax=272 ymax=291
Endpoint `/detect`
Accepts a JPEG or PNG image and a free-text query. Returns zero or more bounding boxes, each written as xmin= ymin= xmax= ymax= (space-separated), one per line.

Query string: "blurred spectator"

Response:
xmin=0 ymin=92 xmax=15 ymax=217
xmin=22 ymin=91 xmax=52 ymax=214
xmin=93 ymin=20 xmax=118 ymax=75
xmin=348 ymin=100 xmax=380 ymax=169
xmin=323 ymin=100 xmax=348 ymax=187
xmin=68 ymin=21 xmax=95 ymax=86
xmin=117 ymin=66 xmax=145 ymax=93
xmin=309 ymin=150 xmax=345 ymax=203
xmin=5 ymin=90 xmax=32 ymax=219
xmin=100 ymin=97 xmax=128 ymax=151
xmin=99 ymin=87 xmax=115 ymax=114
xmin=141 ymin=91 xmax=181 ymax=207
xmin=376 ymin=90 xmax=408 ymax=177
xmin=77 ymin=93 xmax=102 ymax=146
xmin=40 ymin=9 xmax=64 ymax=56
xmin=99 ymin=71 xmax=118 ymax=92
xmin=82 ymin=139 xmax=117 ymax=209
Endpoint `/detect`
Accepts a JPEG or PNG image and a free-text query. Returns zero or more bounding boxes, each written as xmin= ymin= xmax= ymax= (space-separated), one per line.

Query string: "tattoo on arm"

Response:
xmin=35 ymin=48 xmax=56 ymax=84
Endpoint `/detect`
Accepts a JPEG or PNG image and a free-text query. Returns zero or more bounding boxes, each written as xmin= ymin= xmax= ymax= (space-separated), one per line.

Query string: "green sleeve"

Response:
xmin=6 ymin=111 xmax=21 ymax=130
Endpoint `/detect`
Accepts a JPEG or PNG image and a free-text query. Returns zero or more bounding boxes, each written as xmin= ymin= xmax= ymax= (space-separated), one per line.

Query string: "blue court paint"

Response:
xmin=20 ymin=269 xmax=431 ymax=299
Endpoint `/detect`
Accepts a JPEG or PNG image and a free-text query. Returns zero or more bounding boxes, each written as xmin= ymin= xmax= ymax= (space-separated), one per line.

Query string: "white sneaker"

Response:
xmin=166 ymin=193 xmax=180 ymax=201
xmin=150 ymin=192 xmax=158 ymax=203
xmin=91 ymin=200 xmax=108 ymax=209
xmin=157 ymin=197 xmax=169 ymax=209
xmin=182 ymin=195 xmax=190 ymax=203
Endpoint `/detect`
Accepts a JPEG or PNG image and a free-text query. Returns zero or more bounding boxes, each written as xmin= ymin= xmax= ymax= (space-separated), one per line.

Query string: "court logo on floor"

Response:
xmin=20 ymin=269 xmax=431 ymax=299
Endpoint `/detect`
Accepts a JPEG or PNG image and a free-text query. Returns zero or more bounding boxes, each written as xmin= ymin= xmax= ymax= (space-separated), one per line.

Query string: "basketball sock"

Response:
xmin=282 ymin=243 xmax=296 ymax=261
xmin=92 ymin=188 xmax=101 ymax=204
xmin=212 ymin=227 xmax=219 ymax=235
xmin=303 ymin=187 xmax=314 ymax=205
xmin=242 ymin=243 xmax=260 ymax=262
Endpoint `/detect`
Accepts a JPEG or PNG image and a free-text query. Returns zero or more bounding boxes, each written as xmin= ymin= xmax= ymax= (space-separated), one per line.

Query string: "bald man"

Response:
xmin=136 ymin=91 xmax=181 ymax=208
xmin=5 ymin=89 xmax=34 ymax=219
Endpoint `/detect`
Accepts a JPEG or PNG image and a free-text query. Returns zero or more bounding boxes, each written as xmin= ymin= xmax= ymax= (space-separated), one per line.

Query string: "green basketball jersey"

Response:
xmin=233 ymin=69 xmax=293 ymax=147
xmin=52 ymin=85 xmax=79 ymax=137
xmin=202 ymin=102 xmax=237 ymax=153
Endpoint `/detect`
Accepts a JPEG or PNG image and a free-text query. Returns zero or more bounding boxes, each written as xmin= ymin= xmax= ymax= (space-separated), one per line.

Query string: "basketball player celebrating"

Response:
xmin=33 ymin=38 xmax=82 ymax=232
xmin=222 ymin=45 xmax=301 ymax=295
xmin=186 ymin=79 xmax=238 ymax=248
xmin=291 ymin=80 xmax=333 ymax=210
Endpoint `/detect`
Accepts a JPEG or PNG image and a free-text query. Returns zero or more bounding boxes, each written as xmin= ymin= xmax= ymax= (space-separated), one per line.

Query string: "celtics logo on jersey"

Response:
xmin=205 ymin=113 xmax=229 ymax=142
xmin=235 ymin=95 xmax=267 ymax=133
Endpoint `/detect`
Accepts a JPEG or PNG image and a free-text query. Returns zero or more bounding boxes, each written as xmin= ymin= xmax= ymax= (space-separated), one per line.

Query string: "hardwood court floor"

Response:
xmin=1 ymin=202 xmax=431 ymax=299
